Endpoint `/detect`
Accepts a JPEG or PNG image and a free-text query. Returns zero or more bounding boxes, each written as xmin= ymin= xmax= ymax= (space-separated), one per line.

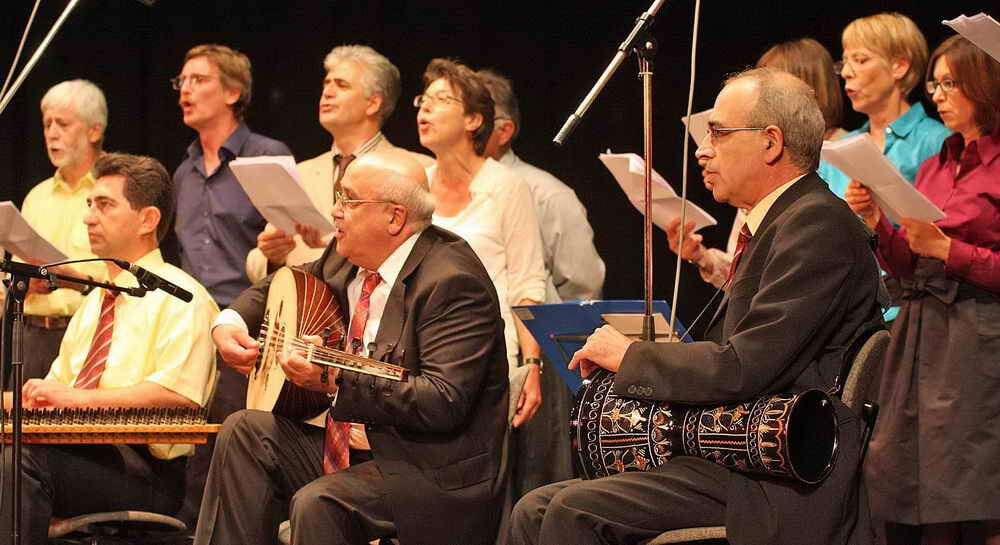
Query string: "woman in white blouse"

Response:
xmin=416 ymin=58 xmax=547 ymax=428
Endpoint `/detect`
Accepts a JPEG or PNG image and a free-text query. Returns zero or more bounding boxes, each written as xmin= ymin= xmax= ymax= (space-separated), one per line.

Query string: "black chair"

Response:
xmin=642 ymin=329 xmax=890 ymax=545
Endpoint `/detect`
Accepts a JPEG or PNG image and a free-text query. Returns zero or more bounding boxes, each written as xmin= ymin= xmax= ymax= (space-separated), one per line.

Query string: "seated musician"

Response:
xmin=195 ymin=149 xmax=508 ymax=545
xmin=506 ymin=69 xmax=885 ymax=545
xmin=0 ymin=152 xmax=219 ymax=544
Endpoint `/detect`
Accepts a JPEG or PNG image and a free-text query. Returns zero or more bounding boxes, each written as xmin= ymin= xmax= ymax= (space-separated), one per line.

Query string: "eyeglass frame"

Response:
xmin=833 ymin=55 xmax=888 ymax=79
xmin=333 ymin=189 xmax=394 ymax=209
xmin=706 ymin=124 xmax=767 ymax=143
xmin=925 ymin=78 xmax=960 ymax=96
xmin=170 ymin=73 xmax=218 ymax=91
xmin=412 ymin=93 xmax=464 ymax=109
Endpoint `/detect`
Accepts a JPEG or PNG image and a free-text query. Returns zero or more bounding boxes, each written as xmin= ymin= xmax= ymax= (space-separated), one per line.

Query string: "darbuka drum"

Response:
xmin=571 ymin=369 xmax=838 ymax=484
xmin=247 ymin=267 xmax=344 ymax=421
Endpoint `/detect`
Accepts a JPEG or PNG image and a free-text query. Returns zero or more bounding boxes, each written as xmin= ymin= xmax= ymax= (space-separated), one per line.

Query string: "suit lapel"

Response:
xmin=321 ymin=248 xmax=357 ymax=337
xmin=700 ymin=173 xmax=825 ymax=338
xmin=372 ymin=228 xmax=437 ymax=362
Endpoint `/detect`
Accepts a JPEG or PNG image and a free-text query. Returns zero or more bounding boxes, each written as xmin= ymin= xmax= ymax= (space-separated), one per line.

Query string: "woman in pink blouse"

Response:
xmin=847 ymin=35 xmax=1000 ymax=545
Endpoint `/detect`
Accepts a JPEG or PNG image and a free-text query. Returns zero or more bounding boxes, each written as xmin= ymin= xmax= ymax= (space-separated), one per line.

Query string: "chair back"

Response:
xmin=838 ymin=329 xmax=890 ymax=411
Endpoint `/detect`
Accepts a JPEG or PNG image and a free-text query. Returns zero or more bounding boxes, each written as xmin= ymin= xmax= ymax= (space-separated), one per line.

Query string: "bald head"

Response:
xmin=349 ymin=150 xmax=436 ymax=226
xmin=724 ymin=68 xmax=825 ymax=171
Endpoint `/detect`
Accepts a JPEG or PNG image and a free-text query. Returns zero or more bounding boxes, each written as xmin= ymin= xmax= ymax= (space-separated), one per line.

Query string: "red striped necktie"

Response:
xmin=727 ymin=224 xmax=753 ymax=283
xmin=323 ymin=270 xmax=382 ymax=474
xmin=74 ymin=290 xmax=118 ymax=389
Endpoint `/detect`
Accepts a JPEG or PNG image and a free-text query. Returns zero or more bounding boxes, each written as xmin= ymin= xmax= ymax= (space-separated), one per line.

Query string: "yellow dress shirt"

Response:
xmin=20 ymin=171 xmax=106 ymax=317
xmin=45 ymin=249 xmax=220 ymax=459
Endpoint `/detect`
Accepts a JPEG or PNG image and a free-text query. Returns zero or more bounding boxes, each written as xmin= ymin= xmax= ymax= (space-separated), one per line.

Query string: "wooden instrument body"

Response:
xmin=571 ymin=369 xmax=839 ymax=484
xmin=247 ymin=267 xmax=344 ymax=421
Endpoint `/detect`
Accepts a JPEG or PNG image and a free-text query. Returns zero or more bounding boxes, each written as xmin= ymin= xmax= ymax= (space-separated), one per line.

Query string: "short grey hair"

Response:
xmin=373 ymin=172 xmax=436 ymax=228
xmin=725 ymin=67 xmax=825 ymax=171
xmin=323 ymin=45 xmax=400 ymax=125
xmin=40 ymin=79 xmax=108 ymax=145
xmin=477 ymin=69 xmax=521 ymax=140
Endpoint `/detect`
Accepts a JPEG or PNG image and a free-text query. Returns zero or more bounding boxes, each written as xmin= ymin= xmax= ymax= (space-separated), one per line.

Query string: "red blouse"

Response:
xmin=876 ymin=132 xmax=1000 ymax=292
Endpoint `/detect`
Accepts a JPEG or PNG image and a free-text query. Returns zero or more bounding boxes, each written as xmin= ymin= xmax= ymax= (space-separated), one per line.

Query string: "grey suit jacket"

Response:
xmin=231 ymin=225 xmax=509 ymax=544
xmin=616 ymin=173 xmax=883 ymax=545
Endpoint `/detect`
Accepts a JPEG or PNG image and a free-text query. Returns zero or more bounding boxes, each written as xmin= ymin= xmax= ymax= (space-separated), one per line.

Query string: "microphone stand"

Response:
xmin=553 ymin=0 xmax=669 ymax=342
xmin=0 ymin=255 xmax=142 ymax=545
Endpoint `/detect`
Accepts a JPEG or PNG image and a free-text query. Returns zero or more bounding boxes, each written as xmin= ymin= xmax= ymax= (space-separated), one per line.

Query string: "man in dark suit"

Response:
xmin=194 ymin=150 xmax=509 ymax=545
xmin=506 ymin=68 xmax=884 ymax=545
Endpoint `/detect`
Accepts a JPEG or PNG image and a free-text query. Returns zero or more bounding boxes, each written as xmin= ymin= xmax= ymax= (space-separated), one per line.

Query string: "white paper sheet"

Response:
xmin=230 ymin=156 xmax=335 ymax=236
xmin=599 ymin=152 xmax=717 ymax=232
xmin=0 ymin=202 xmax=67 ymax=263
xmin=820 ymin=134 xmax=945 ymax=223
xmin=943 ymin=13 xmax=1000 ymax=63
xmin=681 ymin=108 xmax=712 ymax=144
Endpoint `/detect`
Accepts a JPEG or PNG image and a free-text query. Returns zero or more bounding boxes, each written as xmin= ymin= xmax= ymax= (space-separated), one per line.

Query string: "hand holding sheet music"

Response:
xmin=820 ymin=134 xmax=945 ymax=224
xmin=599 ymin=152 xmax=717 ymax=233
xmin=230 ymin=156 xmax=335 ymax=237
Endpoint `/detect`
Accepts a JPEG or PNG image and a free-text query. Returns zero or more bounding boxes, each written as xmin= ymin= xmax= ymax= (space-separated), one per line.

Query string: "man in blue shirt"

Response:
xmin=170 ymin=43 xmax=292 ymax=527
xmin=172 ymin=43 xmax=292 ymax=309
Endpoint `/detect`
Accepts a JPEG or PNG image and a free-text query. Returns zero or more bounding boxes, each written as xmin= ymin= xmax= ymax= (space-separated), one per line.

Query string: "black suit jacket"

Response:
xmin=616 ymin=173 xmax=882 ymax=545
xmin=231 ymin=226 xmax=509 ymax=544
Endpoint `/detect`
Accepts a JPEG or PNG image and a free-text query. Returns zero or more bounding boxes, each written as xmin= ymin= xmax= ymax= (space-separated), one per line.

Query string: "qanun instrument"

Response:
xmin=2 ymin=406 xmax=218 ymax=444
xmin=247 ymin=267 xmax=408 ymax=421
xmin=571 ymin=369 xmax=838 ymax=484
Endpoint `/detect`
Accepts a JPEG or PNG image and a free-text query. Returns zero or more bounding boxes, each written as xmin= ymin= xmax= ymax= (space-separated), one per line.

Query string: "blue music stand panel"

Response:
xmin=512 ymin=299 xmax=690 ymax=393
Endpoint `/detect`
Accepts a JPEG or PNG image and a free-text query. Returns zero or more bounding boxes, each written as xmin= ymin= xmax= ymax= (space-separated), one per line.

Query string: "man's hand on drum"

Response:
xmin=568 ymin=325 xmax=636 ymax=378
xmin=278 ymin=334 xmax=339 ymax=394
xmin=212 ymin=324 xmax=260 ymax=375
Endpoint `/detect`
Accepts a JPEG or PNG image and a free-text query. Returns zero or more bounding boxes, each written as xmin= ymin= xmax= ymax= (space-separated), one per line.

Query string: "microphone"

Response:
xmin=113 ymin=259 xmax=193 ymax=303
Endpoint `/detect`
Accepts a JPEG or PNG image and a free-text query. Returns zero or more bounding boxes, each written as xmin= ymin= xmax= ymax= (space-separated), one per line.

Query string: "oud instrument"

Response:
xmin=247 ymin=267 xmax=408 ymax=421
xmin=2 ymin=406 xmax=218 ymax=444
xmin=571 ymin=369 xmax=839 ymax=484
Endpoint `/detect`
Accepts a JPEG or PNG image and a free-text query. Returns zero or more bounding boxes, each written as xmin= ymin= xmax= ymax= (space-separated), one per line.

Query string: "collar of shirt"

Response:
xmin=743 ymin=173 xmax=807 ymax=235
xmin=185 ymin=122 xmax=252 ymax=172
xmin=345 ymin=230 xmax=423 ymax=350
xmin=52 ymin=169 xmax=96 ymax=194
xmin=331 ymin=131 xmax=384 ymax=157
xmin=855 ymin=102 xmax=929 ymax=141
xmin=940 ymin=131 xmax=1000 ymax=166
xmin=426 ymin=157 xmax=502 ymax=197
xmin=498 ymin=149 xmax=521 ymax=169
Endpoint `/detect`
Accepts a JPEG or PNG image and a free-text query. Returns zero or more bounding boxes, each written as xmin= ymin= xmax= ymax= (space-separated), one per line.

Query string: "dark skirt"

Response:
xmin=866 ymin=258 xmax=1000 ymax=524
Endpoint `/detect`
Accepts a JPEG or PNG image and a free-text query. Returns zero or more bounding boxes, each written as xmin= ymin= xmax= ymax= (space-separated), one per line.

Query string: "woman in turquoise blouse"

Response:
xmin=819 ymin=12 xmax=951 ymax=197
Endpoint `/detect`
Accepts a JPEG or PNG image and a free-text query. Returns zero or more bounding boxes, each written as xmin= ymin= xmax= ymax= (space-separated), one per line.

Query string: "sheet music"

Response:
xmin=681 ymin=108 xmax=712 ymax=144
xmin=599 ymin=152 xmax=717 ymax=232
xmin=230 ymin=156 xmax=335 ymax=236
xmin=820 ymin=134 xmax=945 ymax=223
xmin=943 ymin=13 xmax=1000 ymax=63
xmin=0 ymin=201 xmax=67 ymax=263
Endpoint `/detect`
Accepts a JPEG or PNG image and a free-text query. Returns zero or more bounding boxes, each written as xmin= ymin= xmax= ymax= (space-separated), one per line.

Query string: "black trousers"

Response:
xmin=193 ymin=410 xmax=389 ymax=545
xmin=505 ymin=457 xmax=729 ymax=545
xmin=0 ymin=443 xmax=185 ymax=545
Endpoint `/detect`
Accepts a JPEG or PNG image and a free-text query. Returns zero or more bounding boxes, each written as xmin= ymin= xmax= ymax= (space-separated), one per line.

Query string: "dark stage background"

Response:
xmin=0 ymin=0 xmax=987 ymax=327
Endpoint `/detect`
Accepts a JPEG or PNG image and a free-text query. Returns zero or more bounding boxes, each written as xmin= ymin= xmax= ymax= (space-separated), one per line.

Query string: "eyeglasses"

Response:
xmin=170 ymin=74 xmax=217 ymax=91
xmin=926 ymin=78 xmax=960 ymax=96
xmin=707 ymin=125 xmax=765 ymax=143
xmin=833 ymin=57 xmax=880 ymax=78
xmin=413 ymin=93 xmax=463 ymax=109
xmin=333 ymin=189 xmax=393 ymax=209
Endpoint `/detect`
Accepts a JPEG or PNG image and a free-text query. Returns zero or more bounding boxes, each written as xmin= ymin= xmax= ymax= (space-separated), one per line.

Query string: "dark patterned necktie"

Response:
xmin=74 ymin=291 xmax=118 ymax=389
xmin=323 ymin=270 xmax=381 ymax=474
xmin=332 ymin=153 xmax=356 ymax=197
xmin=727 ymin=224 xmax=753 ymax=283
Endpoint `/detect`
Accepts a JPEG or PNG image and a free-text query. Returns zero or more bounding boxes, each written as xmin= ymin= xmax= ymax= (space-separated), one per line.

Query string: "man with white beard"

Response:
xmin=14 ymin=79 xmax=110 ymax=382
